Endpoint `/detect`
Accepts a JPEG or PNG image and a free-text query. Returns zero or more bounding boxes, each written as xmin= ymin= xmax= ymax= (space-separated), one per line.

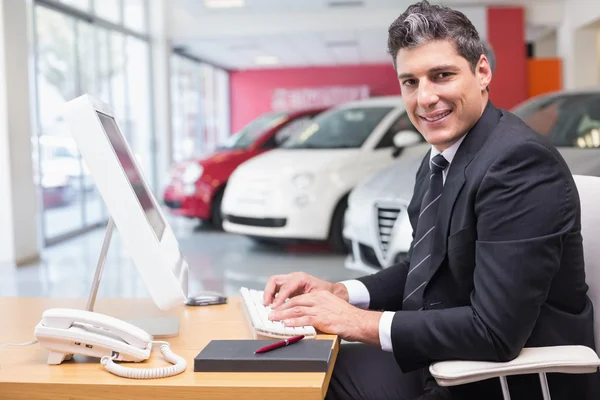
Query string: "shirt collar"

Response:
xmin=429 ymin=133 xmax=467 ymax=168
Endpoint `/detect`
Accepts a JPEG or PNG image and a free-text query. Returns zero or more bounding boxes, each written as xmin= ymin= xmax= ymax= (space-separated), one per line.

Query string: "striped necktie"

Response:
xmin=402 ymin=153 xmax=449 ymax=311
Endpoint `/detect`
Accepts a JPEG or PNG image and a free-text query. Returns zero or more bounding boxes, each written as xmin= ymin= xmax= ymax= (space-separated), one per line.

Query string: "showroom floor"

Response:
xmin=0 ymin=217 xmax=364 ymax=299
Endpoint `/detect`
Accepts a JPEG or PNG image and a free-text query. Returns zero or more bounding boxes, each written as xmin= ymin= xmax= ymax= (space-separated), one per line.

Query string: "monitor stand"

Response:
xmin=85 ymin=218 xmax=180 ymax=338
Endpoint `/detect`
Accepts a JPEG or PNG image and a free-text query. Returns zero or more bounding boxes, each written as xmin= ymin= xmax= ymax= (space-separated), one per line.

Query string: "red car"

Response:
xmin=163 ymin=108 xmax=325 ymax=228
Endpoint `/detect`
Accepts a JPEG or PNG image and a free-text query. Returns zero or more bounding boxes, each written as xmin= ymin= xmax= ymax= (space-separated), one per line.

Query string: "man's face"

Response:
xmin=395 ymin=40 xmax=492 ymax=151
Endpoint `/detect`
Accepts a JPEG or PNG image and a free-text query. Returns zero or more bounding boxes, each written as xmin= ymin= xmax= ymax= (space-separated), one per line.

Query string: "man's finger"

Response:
xmin=263 ymin=276 xmax=283 ymax=305
xmin=275 ymin=292 xmax=316 ymax=311
xmin=269 ymin=305 xmax=310 ymax=322
xmin=271 ymin=283 xmax=300 ymax=308
xmin=281 ymin=316 xmax=313 ymax=328
xmin=275 ymin=294 xmax=300 ymax=311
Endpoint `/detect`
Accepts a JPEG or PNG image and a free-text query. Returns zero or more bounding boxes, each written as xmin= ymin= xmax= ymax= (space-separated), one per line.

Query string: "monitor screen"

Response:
xmin=97 ymin=111 xmax=166 ymax=239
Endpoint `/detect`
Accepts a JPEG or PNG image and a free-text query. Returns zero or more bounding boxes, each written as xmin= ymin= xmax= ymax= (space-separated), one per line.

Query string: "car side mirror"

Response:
xmin=392 ymin=130 xmax=421 ymax=158
xmin=393 ymin=130 xmax=421 ymax=148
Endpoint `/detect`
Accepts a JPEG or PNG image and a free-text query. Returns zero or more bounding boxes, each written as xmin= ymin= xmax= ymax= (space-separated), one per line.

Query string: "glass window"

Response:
xmin=200 ymin=64 xmax=216 ymax=154
xmin=77 ymin=21 xmax=105 ymax=225
xmin=109 ymin=32 xmax=127 ymax=136
xmin=33 ymin=2 xmax=155 ymax=246
xmin=77 ymin=21 xmax=96 ymax=102
xmin=376 ymin=111 xmax=419 ymax=149
xmin=35 ymin=7 xmax=77 ymax=133
xmin=59 ymin=0 xmax=91 ymax=11
xmin=260 ymin=115 xmax=319 ymax=150
xmin=170 ymin=55 xmax=230 ymax=162
xmin=513 ymin=93 xmax=600 ymax=147
xmin=274 ymin=115 xmax=318 ymax=145
xmin=95 ymin=0 xmax=122 ymax=24
xmin=170 ymin=55 xmax=203 ymax=162
xmin=124 ymin=0 xmax=146 ymax=33
xmin=35 ymin=6 xmax=85 ymax=239
xmin=283 ymin=107 xmax=393 ymax=149
xmin=125 ymin=36 xmax=154 ymax=188
xmin=222 ymin=112 xmax=289 ymax=149
xmin=512 ymin=95 xmax=563 ymax=137
xmin=96 ymin=28 xmax=112 ymax=105
xmin=214 ymin=68 xmax=230 ymax=145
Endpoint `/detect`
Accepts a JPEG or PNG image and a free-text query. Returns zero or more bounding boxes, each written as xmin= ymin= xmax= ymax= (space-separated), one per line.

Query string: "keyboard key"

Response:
xmin=240 ymin=287 xmax=317 ymax=339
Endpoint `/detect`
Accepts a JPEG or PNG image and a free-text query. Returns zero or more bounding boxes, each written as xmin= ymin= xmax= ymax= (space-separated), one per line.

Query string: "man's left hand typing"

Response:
xmin=268 ymin=290 xmax=383 ymax=346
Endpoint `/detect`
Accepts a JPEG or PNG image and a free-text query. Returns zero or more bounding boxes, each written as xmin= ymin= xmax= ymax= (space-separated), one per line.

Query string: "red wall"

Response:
xmin=229 ymin=64 xmax=400 ymax=132
xmin=487 ymin=7 xmax=528 ymax=110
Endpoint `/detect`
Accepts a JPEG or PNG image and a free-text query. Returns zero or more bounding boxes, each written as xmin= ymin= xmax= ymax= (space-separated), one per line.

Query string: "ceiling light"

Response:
xmin=255 ymin=55 xmax=279 ymax=65
xmin=204 ymin=0 xmax=244 ymax=9
xmin=327 ymin=1 xmax=364 ymax=8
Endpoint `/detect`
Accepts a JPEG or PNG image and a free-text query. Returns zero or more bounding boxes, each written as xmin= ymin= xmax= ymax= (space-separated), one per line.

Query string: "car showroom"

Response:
xmin=2 ymin=0 xmax=600 ymax=398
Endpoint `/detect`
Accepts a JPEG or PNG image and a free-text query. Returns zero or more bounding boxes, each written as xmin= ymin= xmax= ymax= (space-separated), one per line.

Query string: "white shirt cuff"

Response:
xmin=339 ymin=280 xmax=370 ymax=309
xmin=379 ymin=311 xmax=395 ymax=352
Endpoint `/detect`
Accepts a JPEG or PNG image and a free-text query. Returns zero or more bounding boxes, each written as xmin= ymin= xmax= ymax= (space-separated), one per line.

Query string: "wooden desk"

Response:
xmin=0 ymin=297 xmax=339 ymax=400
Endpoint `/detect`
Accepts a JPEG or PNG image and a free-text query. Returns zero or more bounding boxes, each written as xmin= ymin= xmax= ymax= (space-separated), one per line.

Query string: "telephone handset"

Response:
xmin=34 ymin=308 xmax=186 ymax=379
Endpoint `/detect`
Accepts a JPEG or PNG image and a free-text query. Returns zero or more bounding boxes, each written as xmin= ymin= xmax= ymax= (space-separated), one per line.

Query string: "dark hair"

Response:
xmin=388 ymin=0 xmax=485 ymax=73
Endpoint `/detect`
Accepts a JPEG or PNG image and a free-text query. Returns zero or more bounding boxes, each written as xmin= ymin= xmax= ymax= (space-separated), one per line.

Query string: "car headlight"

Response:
xmin=291 ymin=172 xmax=314 ymax=190
xmin=182 ymin=164 xmax=203 ymax=184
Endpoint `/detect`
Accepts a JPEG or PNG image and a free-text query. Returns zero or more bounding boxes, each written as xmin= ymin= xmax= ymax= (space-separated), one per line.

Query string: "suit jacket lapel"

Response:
xmin=424 ymin=101 xmax=502 ymax=283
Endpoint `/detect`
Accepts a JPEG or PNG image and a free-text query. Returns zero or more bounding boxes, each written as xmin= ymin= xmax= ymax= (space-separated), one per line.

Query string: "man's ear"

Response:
xmin=477 ymin=54 xmax=492 ymax=90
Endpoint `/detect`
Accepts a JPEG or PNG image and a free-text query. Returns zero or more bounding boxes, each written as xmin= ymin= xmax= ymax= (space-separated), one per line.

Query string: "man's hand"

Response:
xmin=268 ymin=290 xmax=382 ymax=346
xmin=263 ymin=272 xmax=349 ymax=308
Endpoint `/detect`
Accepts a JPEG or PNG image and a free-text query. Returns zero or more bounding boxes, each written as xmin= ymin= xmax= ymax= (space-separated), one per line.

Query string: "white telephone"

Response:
xmin=33 ymin=308 xmax=186 ymax=379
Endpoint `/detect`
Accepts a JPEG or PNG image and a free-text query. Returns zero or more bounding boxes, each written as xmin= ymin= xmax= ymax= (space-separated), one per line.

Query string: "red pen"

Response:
xmin=254 ymin=335 xmax=305 ymax=354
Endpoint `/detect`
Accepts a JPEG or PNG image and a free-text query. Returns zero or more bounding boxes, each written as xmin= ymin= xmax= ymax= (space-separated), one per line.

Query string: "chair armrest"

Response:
xmin=429 ymin=345 xmax=600 ymax=387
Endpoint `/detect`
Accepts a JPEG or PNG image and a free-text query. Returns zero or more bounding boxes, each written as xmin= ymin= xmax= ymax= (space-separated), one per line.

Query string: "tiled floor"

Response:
xmin=0 ymin=217 xmax=364 ymax=301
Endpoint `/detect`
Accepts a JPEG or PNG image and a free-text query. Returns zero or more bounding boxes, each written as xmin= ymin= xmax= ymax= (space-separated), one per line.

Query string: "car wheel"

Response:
xmin=329 ymin=195 xmax=350 ymax=254
xmin=211 ymin=188 xmax=225 ymax=230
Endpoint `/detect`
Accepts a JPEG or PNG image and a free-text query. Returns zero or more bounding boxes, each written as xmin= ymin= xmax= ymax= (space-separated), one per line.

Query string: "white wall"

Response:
xmin=565 ymin=0 xmax=600 ymax=31
xmin=574 ymin=26 xmax=599 ymax=88
xmin=597 ymin=27 xmax=600 ymax=83
xmin=0 ymin=0 xmax=39 ymax=266
xmin=525 ymin=2 xmax=563 ymax=28
xmin=0 ymin=0 xmax=13 ymax=265
xmin=534 ymin=32 xmax=557 ymax=58
xmin=559 ymin=0 xmax=600 ymax=89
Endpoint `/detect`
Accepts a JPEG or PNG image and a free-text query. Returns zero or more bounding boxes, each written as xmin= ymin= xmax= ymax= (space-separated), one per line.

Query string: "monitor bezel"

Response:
xmin=63 ymin=94 xmax=188 ymax=311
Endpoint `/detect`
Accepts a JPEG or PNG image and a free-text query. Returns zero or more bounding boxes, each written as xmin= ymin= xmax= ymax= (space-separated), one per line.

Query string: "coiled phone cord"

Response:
xmin=100 ymin=341 xmax=186 ymax=379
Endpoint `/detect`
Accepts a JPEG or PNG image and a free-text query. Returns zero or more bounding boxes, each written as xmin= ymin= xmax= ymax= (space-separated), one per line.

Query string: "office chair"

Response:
xmin=429 ymin=174 xmax=600 ymax=400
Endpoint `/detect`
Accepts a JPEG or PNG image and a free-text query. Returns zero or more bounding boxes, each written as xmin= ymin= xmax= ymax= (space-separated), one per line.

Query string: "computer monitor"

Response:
xmin=62 ymin=94 xmax=189 ymax=312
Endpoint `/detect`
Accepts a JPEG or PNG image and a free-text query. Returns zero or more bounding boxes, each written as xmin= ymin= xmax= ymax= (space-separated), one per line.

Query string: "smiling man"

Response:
xmin=263 ymin=1 xmax=599 ymax=399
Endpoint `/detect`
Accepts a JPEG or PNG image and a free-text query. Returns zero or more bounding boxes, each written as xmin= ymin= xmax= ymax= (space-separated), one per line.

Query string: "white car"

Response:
xmin=343 ymin=145 xmax=428 ymax=274
xmin=344 ymin=88 xmax=600 ymax=274
xmin=221 ymin=96 xmax=424 ymax=252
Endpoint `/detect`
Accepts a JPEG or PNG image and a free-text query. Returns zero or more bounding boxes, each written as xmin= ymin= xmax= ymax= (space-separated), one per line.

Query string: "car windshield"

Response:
xmin=282 ymin=106 xmax=393 ymax=149
xmin=512 ymin=92 xmax=600 ymax=148
xmin=222 ymin=112 xmax=289 ymax=149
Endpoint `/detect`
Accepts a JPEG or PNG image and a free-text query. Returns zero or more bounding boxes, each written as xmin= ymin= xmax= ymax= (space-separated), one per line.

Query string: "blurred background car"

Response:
xmin=163 ymin=108 xmax=324 ymax=229
xmin=41 ymin=171 xmax=76 ymax=209
xmin=221 ymin=95 xmax=425 ymax=253
xmin=344 ymin=88 xmax=600 ymax=274
xmin=343 ymin=147 xmax=427 ymax=273
xmin=39 ymin=135 xmax=93 ymax=192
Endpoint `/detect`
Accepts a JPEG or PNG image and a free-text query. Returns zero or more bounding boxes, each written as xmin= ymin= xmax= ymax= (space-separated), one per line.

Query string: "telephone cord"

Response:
xmin=100 ymin=340 xmax=186 ymax=379
xmin=0 ymin=340 xmax=38 ymax=349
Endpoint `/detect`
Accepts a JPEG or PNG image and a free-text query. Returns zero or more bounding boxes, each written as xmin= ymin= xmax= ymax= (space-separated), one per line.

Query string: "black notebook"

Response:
xmin=194 ymin=339 xmax=334 ymax=373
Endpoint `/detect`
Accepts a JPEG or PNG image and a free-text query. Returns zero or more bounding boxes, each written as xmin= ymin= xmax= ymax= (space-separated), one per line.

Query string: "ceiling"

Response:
xmin=167 ymin=0 xmax=564 ymax=71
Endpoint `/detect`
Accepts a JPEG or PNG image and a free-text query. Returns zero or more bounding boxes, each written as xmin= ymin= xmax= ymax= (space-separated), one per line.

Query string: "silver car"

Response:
xmin=343 ymin=88 xmax=600 ymax=274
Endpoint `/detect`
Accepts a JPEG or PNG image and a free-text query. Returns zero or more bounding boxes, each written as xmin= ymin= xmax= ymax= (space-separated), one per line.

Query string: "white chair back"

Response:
xmin=574 ymin=174 xmax=600 ymax=354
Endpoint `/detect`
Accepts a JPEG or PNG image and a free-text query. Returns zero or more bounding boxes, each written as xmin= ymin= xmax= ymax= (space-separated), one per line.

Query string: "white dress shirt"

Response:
xmin=339 ymin=133 xmax=467 ymax=352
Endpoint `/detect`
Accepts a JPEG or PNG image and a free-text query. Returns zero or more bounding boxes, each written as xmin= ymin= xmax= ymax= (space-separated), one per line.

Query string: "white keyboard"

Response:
xmin=240 ymin=287 xmax=317 ymax=339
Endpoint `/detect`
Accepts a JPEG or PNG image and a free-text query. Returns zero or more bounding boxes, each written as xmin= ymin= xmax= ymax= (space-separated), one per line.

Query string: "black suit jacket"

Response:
xmin=357 ymin=101 xmax=600 ymax=399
